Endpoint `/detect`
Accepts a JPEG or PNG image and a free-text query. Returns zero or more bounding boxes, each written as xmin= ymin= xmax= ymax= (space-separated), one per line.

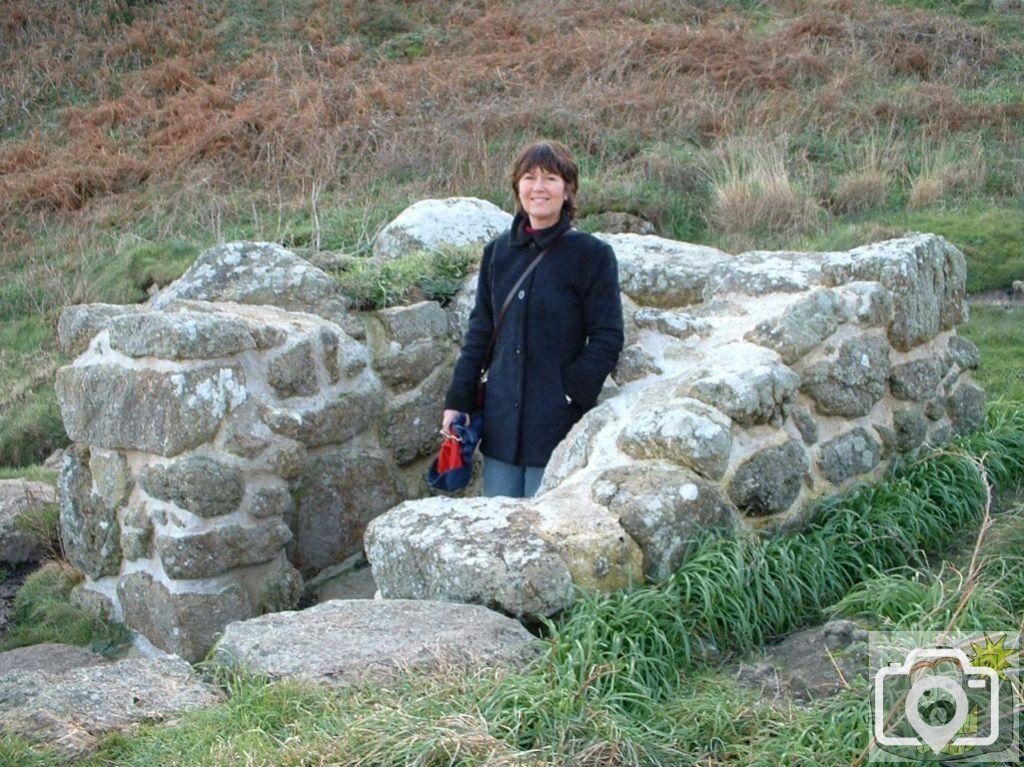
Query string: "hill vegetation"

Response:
xmin=1 ymin=0 xmax=1024 ymax=466
xmin=2 ymin=3 xmax=1024 ymax=765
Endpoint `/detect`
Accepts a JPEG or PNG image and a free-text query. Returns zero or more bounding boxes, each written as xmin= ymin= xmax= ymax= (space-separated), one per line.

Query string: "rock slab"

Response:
xmin=0 ymin=651 xmax=221 ymax=761
xmin=211 ymin=598 xmax=540 ymax=686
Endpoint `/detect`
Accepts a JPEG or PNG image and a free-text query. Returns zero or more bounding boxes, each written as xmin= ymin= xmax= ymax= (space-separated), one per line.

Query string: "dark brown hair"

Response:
xmin=509 ymin=139 xmax=579 ymax=221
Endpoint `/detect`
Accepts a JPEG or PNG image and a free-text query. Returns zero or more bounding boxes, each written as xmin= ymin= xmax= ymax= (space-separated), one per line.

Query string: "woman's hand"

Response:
xmin=442 ymin=409 xmax=464 ymax=437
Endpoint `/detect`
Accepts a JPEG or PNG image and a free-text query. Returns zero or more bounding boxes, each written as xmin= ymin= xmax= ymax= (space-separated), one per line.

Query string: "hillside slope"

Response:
xmin=1 ymin=0 xmax=1023 ymax=466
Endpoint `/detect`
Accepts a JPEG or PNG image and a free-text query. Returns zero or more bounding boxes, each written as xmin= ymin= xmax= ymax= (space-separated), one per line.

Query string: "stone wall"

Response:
xmin=56 ymin=241 xmax=465 ymax=661
xmin=365 ymin=225 xmax=985 ymax=617
xmin=56 ymin=199 xmax=984 ymax=657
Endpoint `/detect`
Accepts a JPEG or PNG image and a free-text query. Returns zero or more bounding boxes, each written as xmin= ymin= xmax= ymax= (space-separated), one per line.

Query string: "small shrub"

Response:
xmin=906 ymin=140 xmax=987 ymax=210
xmin=332 ymin=245 xmax=478 ymax=310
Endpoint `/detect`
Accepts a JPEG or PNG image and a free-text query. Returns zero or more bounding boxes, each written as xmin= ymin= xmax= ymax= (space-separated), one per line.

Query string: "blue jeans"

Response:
xmin=483 ymin=457 xmax=545 ymax=498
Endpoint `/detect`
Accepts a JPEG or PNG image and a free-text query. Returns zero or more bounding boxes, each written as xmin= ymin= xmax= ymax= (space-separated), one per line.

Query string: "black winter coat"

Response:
xmin=444 ymin=212 xmax=624 ymax=467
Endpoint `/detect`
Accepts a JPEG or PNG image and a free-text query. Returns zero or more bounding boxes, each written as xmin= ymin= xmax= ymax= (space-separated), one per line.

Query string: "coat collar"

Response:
xmin=510 ymin=210 xmax=573 ymax=251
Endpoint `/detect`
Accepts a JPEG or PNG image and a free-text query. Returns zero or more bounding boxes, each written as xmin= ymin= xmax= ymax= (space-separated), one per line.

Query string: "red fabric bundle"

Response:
xmin=435 ymin=436 xmax=464 ymax=475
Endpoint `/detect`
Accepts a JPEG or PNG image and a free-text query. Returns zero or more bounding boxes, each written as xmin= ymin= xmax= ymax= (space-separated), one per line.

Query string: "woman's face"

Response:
xmin=517 ymin=166 xmax=566 ymax=229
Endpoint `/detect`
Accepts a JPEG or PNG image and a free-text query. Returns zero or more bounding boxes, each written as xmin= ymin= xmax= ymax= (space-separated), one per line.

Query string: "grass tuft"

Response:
xmin=0 ymin=561 xmax=131 ymax=657
xmin=330 ymin=244 xmax=479 ymax=310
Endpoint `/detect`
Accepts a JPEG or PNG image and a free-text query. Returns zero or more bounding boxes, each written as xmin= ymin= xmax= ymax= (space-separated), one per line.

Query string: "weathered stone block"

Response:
xmin=292 ymin=449 xmax=404 ymax=575
xmin=947 ymin=382 xmax=985 ymax=435
xmin=117 ymin=571 xmax=251 ymax=663
xmin=221 ymin=401 xmax=274 ymax=459
xmin=602 ymin=233 xmax=730 ymax=307
xmin=817 ymin=428 xmax=882 ymax=486
xmin=834 ymin=281 xmax=894 ymax=327
xmin=618 ymin=397 xmax=732 ymax=480
xmin=373 ymin=197 xmax=512 ymax=259
xmin=379 ymin=368 xmax=448 ymax=465
xmin=542 ymin=403 xmax=617 ymax=492
xmin=947 ymin=335 xmax=980 ymax=372
xmin=365 ymin=496 xmax=575 ymax=617
xmin=248 ymin=554 xmax=304 ymax=615
xmin=267 ymin=339 xmax=319 ymax=399
xmin=88 ymin=450 xmax=132 ymax=513
xmin=0 ymin=651 xmax=221 ymax=761
xmin=139 ymin=454 xmax=245 ymax=518
xmin=319 ymin=327 xmax=342 ymax=383
xmin=246 ymin=482 xmax=295 ymax=520
xmin=745 ymin=289 xmax=844 ymax=364
xmin=822 ymin=234 xmax=966 ymax=351
xmin=211 ymin=599 xmax=539 ymax=688
xmin=728 ymin=441 xmax=809 ymax=517
xmin=889 ymin=359 xmax=941 ymax=402
xmin=367 ymin=302 xmax=451 ymax=388
xmin=633 ymin=308 xmax=710 ymax=340
xmin=156 ymin=519 xmax=293 ymax=580
xmin=892 ymin=408 xmax=928 ymax=453
xmin=594 ymin=464 xmax=739 ymax=581
xmin=801 ymin=335 xmax=891 ymax=417
xmin=59 ymin=445 xmax=122 ymax=579
xmin=613 ymin=344 xmax=662 ymax=384
xmin=262 ymin=388 xmax=382 ymax=448
xmin=150 ymin=241 xmax=351 ymax=325
xmin=57 ymin=303 xmax=140 ymax=356
xmin=107 ymin=310 xmax=256 ymax=359
xmin=120 ymin=502 xmax=154 ymax=561
xmin=684 ymin=343 xmax=801 ymax=426
xmin=57 ymin=363 xmax=247 ymax=457
xmin=707 ymin=249 xmax=826 ymax=296
xmin=789 ymin=404 xmax=819 ymax=445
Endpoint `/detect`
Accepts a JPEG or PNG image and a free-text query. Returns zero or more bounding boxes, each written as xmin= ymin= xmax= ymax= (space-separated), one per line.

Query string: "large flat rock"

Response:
xmin=211 ymin=598 xmax=540 ymax=686
xmin=0 ymin=653 xmax=221 ymax=761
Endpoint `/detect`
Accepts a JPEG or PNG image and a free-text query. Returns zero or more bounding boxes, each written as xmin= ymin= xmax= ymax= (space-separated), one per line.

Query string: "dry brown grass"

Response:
xmin=907 ymin=139 xmax=988 ymax=210
xmin=706 ymin=136 xmax=826 ymax=247
xmin=0 ymin=0 xmax=1019 ymax=246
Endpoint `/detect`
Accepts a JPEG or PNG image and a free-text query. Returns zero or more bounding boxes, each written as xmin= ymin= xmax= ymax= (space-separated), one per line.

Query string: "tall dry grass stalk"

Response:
xmin=830 ymin=130 xmax=898 ymax=215
xmin=907 ymin=138 xmax=987 ymax=210
xmin=706 ymin=135 xmax=825 ymax=247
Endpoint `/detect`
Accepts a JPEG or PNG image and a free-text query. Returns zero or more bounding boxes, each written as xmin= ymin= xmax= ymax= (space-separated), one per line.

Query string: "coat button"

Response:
xmin=516 ymin=347 xmax=521 ymax=355
xmin=518 ymin=290 xmax=525 ymax=300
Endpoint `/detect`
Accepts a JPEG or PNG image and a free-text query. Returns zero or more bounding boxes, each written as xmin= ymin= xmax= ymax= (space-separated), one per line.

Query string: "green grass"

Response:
xmin=0 ymin=384 xmax=68 ymax=469
xmin=961 ymin=304 xmax=1024 ymax=401
xmin=0 ymin=562 xmax=132 ymax=657
xmin=0 ymin=465 xmax=57 ymax=482
xmin=0 ymin=733 xmax=62 ymax=767
xmin=330 ymin=244 xmax=479 ymax=310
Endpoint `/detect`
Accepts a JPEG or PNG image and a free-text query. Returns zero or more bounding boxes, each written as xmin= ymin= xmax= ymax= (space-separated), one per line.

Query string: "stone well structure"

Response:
xmin=55 ymin=198 xmax=984 ymax=660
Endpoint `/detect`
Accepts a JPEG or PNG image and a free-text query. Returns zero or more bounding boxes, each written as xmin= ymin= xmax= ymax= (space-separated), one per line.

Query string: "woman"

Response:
xmin=442 ymin=139 xmax=624 ymax=497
